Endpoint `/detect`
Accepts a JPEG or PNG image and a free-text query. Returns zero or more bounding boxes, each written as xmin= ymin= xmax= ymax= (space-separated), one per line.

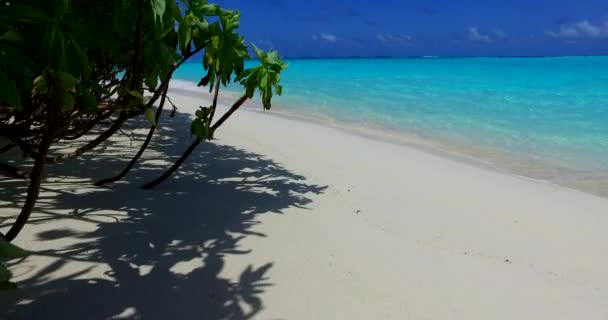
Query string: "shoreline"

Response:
xmin=170 ymin=82 xmax=608 ymax=199
xmin=3 ymin=89 xmax=608 ymax=319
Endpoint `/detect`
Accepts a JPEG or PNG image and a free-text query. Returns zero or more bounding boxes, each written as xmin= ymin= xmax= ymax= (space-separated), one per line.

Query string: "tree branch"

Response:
xmin=211 ymin=94 xmax=248 ymax=131
xmin=61 ymin=111 xmax=114 ymax=141
xmin=94 ymin=43 xmax=208 ymax=186
xmin=140 ymin=94 xmax=250 ymax=189
xmin=46 ymin=112 xmax=129 ymax=164
xmin=207 ymin=73 xmax=221 ymax=123
xmin=144 ymin=44 xmax=207 ymax=110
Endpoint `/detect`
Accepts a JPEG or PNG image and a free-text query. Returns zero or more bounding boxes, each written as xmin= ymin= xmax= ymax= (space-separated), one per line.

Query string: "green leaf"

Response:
xmin=252 ymin=44 xmax=266 ymax=60
xmin=53 ymin=0 xmax=71 ymax=17
xmin=265 ymin=51 xmax=280 ymax=65
xmin=0 ymin=68 xmax=21 ymax=109
xmin=33 ymin=75 xmax=49 ymax=95
xmin=114 ymin=0 xmax=135 ymax=37
xmin=162 ymin=29 xmax=179 ymax=51
xmin=190 ymin=118 xmax=208 ymax=140
xmin=151 ymin=0 xmax=166 ymax=23
xmin=235 ymin=68 xmax=255 ymax=82
xmin=54 ymin=71 xmax=79 ymax=91
xmin=198 ymin=72 xmax=210 ymax=87
xmin=210 ymin=35 xmax=220 ymax=50
xmin=40 ymin=26 xmax=88 ymax=76
xmin=56 ymin=91 xmax=75 ymax=112
xmin=199 ymin=3 xmax=221 ymax=16
xmin=127 ymin=90 xmax=144 ymax=102
xmin=259 ymin=71 xmax=269 ymax=90
xmin=144 ymin=108 xmax=156 ymax=126
xmin=41 ymin=25 xmax=67 ymax=70
xmin=0 ymin=239 xmax=28 ymax=259
xmin=166 ymin=0 xmax=182 ymax=22
xmin=144 ymin=40 xmax=180 ymax=79
xmin=80 ymin=90 xmax=98 ymax=112
xmin=195 ymin=106 xmax=211 ymax=120
xmin=177 ymin=22 xmax=192 ymax=52
xmin=236 ymin=45 xmax=287 ymax=110
xmin=0 ymin=30 xmax=23 ymax=44
xmin=0 ymin=264 xmax=12 ymax=283
xmin=191 ymin=27 xmax=206 ymax=49
xmin=194 ymin=16 xmax=209 ymax=32
xmin=0 ymin=4 xmax=49 ymax=23
xmin=63 ymin=31 xmax=90 ymax=77
xmin=145 ymin=71 xmax=159 ymax=91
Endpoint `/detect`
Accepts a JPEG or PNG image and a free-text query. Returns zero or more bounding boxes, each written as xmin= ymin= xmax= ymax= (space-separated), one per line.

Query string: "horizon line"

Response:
xmin=184 ymin=54 xmax=608 ymax=61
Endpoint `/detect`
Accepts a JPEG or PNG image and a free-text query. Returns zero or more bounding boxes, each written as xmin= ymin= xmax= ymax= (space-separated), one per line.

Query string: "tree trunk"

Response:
xmin=47 ymin=112 xmax=128 ymax=164
xmin=211 ymin=95 xmax=248 ymax=130
xmin=140 ymin=95 xmax=249 ymax=189
xmin=94 ymin=86 xmax=169 ymax=186
xmin=94 ymin=43 xmax=207 ymax=186
xmin=207 ymin=74 xmax=221 ymax=123
xmin=62 ymin=111 xmax=113 ymax=141
xmin=140 ymin=138 xmax=202 ymax=189
xmin=3 ymin=132 xmax=52 ymax=242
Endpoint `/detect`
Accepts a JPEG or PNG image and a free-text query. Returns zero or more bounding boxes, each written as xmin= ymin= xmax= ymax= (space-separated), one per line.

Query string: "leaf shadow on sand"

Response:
xmin=0 ymin=108 xmax=327 ymax=320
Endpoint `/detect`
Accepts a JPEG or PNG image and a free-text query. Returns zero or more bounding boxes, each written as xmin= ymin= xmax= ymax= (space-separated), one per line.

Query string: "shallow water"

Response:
xmin=174 ymin=57 xmax=608 ymax=196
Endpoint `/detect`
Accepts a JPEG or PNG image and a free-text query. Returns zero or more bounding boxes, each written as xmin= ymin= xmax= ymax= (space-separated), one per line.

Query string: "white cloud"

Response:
xmin=577 ymin=21 xmax=601 ymax=37
xmin=546 ymin=18 xmax=608 ymax=39
xmin=376 ymin=33 xmax=412 ymax=45
xmin=314 ymin=32 xmax=336 ymax=42
xmin=467 ymin=27 xmax=492 ymax=43
xmin=494 ymin=29 xmax=507 ymax=39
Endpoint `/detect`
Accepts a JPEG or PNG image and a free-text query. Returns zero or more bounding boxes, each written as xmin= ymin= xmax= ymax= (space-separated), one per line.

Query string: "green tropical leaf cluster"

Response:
xmin=0 ymin=0 xmax=287 ymax=280
xmin=0 ymin=0 xmax=286 ymax=132
xmin=191 ymin=106 xmax=213 ymax=140
xmin=238 ymin=45 xmax=288 ymax=110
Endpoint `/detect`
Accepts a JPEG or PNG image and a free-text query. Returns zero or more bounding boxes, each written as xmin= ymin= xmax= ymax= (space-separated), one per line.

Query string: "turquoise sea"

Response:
xmin=174 ymin=57 xmax=608 ymax=196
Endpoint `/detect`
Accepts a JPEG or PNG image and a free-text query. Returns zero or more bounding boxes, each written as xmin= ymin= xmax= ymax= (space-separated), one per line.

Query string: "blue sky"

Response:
xmin=218 ymin=0 xmax=608 ymax=57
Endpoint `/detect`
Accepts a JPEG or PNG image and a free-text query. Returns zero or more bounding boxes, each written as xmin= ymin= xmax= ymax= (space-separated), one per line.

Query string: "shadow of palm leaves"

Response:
xmin=0 ymin=108 xmax=326 ymax=319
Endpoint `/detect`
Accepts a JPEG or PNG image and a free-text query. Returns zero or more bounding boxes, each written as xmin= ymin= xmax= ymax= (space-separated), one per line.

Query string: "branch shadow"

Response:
xmin=0 ymin=108 xmax=327 ymax=319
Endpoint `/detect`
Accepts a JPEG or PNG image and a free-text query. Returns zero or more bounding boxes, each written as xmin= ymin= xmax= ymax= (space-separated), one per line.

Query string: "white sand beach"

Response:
xmin=2 ymin=90 xmax=608 ymax=319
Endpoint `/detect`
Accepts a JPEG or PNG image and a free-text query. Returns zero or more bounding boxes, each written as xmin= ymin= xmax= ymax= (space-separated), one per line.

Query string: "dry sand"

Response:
xmin=1 ymin=89 xmax=608 ymax=319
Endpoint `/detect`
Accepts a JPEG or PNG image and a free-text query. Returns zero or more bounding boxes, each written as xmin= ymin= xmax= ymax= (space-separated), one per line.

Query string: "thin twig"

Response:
xmin=166 ymin=95 xmax=178 ymax=117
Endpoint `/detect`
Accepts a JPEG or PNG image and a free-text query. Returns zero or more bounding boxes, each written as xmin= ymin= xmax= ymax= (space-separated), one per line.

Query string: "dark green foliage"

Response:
xmin=0 ymin=238 xmax=28 ymax=290
xmin=0 ymin=0 xmax=287 ymax=263
xmin=191 ymin=106 xmax=213 ymax=140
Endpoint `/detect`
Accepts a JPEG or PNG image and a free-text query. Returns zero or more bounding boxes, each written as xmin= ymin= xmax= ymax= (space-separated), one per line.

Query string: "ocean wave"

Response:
xmin=169 ymin=79 xmax=200 ymax=93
